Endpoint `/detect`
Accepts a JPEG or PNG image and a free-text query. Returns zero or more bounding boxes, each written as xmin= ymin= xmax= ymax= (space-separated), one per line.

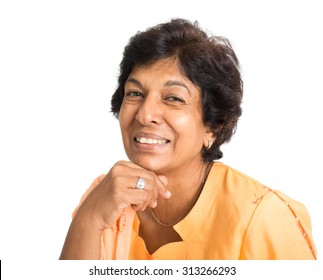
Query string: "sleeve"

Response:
xmin=240 ymin=190 xmax=317 ymax=260
xmin=72 ymin=174 xmax=106 ymax=217
xmin=71 ymin=174 xmax=135 ymax=260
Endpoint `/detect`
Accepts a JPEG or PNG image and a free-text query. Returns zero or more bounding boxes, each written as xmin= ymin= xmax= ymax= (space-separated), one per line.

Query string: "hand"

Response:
xmin=75 ymin=161 xmax=171 ymax=232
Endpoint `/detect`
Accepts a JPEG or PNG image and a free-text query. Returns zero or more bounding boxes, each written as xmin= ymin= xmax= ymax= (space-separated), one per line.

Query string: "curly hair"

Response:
xmin=111 ymin=18 xmax=243 ymax=161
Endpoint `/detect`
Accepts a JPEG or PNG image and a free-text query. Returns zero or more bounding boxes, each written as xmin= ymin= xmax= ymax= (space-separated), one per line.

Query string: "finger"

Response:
xmin=111 ymin=164 xmax=158 ymax=203
xmin=117 ymin=161 xmax=171 ymax=200
xmin=129 ymin=173 xmax=169 ymax=207
xmin=156 ymin=175 xmax=171 ymax=199
xmin=131 ymin=173 xmax=159 ymax=200
xmin=111 ymin=161 xmax=169 ymax=208
xmin=125 ymin=187 xmax=153 ymax=212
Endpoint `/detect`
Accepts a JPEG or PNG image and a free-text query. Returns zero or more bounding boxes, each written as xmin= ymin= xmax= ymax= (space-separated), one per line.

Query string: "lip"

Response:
xmin=132 ymin=132 xmax=171 ymax=149
xmin=134 ymin=132 xmax=170 ymax=141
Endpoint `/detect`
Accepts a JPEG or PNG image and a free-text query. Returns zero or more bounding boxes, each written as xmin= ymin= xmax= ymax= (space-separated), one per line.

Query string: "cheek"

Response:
xmin=169 ymin=112 xmax=205 ymax=139
xmin=118 ymin=108 xmax=133 ymax=142
xmin=119 ymin=105 xmax=134 ymax=128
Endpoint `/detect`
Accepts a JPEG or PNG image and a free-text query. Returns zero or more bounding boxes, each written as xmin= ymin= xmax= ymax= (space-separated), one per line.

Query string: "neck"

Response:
xmin=152 ymin=160 xmax=212 ymax=226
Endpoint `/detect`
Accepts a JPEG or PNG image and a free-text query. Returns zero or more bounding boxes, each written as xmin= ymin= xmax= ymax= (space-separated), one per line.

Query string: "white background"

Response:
xmin=1 ymin=0 xmax=322 ymax=279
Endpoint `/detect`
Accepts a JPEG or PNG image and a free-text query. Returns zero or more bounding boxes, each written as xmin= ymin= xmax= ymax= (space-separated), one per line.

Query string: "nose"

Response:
xmin=135 ymin=95 xmax=163 ymax=126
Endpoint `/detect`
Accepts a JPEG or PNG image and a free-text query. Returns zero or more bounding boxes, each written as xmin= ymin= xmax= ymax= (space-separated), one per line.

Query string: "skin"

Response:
xmin=59 ymin=58 xmax=214 ymax=259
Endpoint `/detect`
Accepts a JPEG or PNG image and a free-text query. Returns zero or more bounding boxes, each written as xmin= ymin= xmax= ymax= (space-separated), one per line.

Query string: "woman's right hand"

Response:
xmin=75 ymin=161 xmax=171 ymax=232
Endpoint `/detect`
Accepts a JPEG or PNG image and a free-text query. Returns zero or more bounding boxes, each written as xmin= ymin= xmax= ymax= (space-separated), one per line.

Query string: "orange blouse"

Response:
xmin=75 ymin=162 xmax=317 ymax=260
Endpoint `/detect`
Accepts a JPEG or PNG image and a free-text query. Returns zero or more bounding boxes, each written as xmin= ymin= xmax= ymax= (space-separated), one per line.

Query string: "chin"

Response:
xmin=131 ymin=157 xmax=168 ymax=173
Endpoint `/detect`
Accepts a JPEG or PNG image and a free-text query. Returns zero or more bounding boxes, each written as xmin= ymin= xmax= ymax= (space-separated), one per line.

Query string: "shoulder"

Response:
xmin=241 ymin=187 xmax=316 ymax=259
xmin=211 ymin=161 xmax=313 ymax=231
xmin=251 ymin=189 xmax=311 ymax=230
xmin=211 ymin=161 xmax=265 ymax=186
xmin=209 ymin=161 xmax=270 ymax=201
xmin=209 ymin=162 xmax=317 ymax=259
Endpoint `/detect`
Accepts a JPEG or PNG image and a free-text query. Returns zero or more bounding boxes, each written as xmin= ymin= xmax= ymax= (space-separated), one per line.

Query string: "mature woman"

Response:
xmin=60 ymin=19 xmax=317 ymax=260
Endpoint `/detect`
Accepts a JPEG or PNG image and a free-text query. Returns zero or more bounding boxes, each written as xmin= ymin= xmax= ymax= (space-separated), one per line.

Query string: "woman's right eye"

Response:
xmin=124 ymin=91 xmax=144 ymax=99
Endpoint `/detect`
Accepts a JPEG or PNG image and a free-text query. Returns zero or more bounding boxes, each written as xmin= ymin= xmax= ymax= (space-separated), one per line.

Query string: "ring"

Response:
xmin=136 ymin=177 xmax=145 ymax=190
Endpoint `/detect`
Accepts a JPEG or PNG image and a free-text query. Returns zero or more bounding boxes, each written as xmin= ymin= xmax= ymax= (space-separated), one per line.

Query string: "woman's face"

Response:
xmin=119 ymin=58 xmax=212 ymax=174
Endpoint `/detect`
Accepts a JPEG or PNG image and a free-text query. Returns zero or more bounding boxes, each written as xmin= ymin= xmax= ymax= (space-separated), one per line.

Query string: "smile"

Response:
xmin=135 ymin=137 xmax=170 ymax=145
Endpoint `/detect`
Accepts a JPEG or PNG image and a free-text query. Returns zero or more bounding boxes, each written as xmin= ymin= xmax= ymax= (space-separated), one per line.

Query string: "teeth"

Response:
xmin=135 ymin=137 xmax=169 ymax=145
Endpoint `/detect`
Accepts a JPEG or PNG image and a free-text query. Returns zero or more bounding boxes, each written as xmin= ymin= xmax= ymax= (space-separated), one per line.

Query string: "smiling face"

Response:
xmin=119 ymin=58 xmax=213 ymax=175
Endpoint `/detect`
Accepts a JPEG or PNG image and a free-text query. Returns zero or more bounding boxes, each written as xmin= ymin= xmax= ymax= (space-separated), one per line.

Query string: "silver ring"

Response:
xmin=136 ymin=177 xmax=145 ymax=190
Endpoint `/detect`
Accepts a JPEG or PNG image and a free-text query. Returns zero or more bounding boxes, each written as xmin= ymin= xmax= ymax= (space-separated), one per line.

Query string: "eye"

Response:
xmin=126 ymin=91 xmax=143 ymax=97
xmin=165 ymin=95 xmax=185 ymax=103
xmin=124 ymin=91 xmax=144 ymax=101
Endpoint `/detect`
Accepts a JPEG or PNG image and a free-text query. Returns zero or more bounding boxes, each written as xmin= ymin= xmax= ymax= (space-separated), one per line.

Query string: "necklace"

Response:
xmin=149 ymin=163 xmax=212 ymax=227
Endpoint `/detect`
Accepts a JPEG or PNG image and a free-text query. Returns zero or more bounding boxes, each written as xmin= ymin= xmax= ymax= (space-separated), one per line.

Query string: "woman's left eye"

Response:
xmin=165 ymin=96 xmax=185 ymax=103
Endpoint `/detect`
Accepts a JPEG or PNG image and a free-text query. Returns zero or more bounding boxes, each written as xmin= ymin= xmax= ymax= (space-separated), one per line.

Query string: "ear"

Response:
xmin=203 ymin=129 xmax=215 ymax=149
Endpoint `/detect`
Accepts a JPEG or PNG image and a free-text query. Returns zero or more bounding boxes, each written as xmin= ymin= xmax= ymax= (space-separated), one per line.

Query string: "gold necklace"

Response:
xmin=149 ymin=163 xmax=212 ymax=227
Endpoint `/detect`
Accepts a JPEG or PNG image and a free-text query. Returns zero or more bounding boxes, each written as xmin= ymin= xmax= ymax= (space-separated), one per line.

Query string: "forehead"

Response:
xmin=132 ymin=58 xmax=181 ymax=74
xmin=127 ymin=58 xmax=198 ymax=89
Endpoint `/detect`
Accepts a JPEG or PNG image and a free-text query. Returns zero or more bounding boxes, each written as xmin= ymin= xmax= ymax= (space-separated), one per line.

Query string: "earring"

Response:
xmin=207 ymin=140 xmax=213 ymax=149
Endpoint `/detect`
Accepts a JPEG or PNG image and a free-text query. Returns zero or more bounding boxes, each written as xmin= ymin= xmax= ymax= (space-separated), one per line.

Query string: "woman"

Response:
xmin=60 ymin=19 xmax=317 ymax=260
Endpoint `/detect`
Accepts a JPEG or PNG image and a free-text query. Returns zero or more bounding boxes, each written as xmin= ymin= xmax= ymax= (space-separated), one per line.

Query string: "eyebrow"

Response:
xmin=126 ymin=78 xmax=191 ymax=95
xmin=165 ymin=80 xmax=190 ymax=95
xmin=125 ymin=78 xmax=144 ymax=89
